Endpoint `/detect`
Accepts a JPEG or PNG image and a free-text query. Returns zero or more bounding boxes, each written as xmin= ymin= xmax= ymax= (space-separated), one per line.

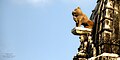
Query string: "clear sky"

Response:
xmin=0 ymin=0 xmax=96 ymax=60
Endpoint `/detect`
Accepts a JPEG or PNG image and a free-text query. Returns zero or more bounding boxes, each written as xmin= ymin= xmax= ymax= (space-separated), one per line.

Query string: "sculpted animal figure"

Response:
xmin=72 ymin=7 xmax=94 ymax=29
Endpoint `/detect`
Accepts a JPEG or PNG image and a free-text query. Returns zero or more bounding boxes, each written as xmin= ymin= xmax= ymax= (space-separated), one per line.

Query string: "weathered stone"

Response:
xmin=71 ymin=27 xmax=92 ymax=35
xmin=72 ymin=27 xmax=92 ymax=58
xmin=72 ymin=0 xmax=120 ymax=60
xmin=88 ymin=53 xmax=119 ymax=60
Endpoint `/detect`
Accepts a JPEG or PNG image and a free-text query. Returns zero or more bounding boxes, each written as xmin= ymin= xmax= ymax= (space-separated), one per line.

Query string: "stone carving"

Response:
xmin=72 ymin=0 xmax=120 ymax=60
xmin=77 ymin=35 xmax=88 ymax=58
xmin=72 ymin=7 xmax=94 ymax=29
xmin=72 ymin=7 xmax=94 ymax=59
xmin=72 ymin=27 xmax=92 ymax=58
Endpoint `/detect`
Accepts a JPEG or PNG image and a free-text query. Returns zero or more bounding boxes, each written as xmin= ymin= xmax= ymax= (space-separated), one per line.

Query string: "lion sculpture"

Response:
xmin=72 ymin=7 xmax=94 ymax=29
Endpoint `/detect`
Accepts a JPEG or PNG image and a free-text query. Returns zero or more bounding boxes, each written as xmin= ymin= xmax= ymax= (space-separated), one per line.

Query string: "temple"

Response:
xmin=71 ymin=0 xmax=120 ymax=60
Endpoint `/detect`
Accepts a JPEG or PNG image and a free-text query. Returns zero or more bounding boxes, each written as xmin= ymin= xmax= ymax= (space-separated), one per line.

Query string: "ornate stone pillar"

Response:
xmin=90 ymin=0 xmax=120 ymax=56
xmin=72 ymin=27 xmax=92 ymax=60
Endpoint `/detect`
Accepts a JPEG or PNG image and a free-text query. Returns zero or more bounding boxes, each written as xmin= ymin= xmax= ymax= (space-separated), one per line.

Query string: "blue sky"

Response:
xmin=0 ymin=0 xmax=96 ymax=60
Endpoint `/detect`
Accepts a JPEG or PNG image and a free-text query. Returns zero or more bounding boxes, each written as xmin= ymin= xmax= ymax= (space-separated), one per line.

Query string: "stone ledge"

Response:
xmin=71 ymin=27 xmax=92 ymax=35
xmin=97 ymin=53 xmax=119 ymax=57
xmin=88 ymin=53 xmax=120 ymax=60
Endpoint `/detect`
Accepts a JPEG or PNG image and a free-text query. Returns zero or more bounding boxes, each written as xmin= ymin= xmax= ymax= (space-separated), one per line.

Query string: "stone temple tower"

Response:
xmin=71 ymin=0 xmax=120 ymax=60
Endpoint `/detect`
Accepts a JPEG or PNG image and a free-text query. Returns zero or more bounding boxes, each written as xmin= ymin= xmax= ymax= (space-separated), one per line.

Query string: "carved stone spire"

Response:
xmin=71 ymin=0 xmax=120 ymax=60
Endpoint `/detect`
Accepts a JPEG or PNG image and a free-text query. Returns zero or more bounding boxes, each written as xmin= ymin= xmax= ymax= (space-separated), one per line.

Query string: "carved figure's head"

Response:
xmin=72 ymin=7 xmax=83 ymax=17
